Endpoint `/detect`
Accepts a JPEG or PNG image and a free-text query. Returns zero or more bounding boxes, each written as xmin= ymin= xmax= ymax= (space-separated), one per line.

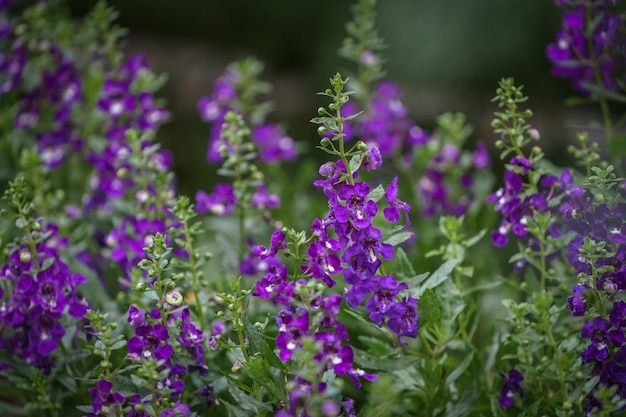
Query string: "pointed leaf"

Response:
xmin=417 ymin=289 xmax=441 ymax=330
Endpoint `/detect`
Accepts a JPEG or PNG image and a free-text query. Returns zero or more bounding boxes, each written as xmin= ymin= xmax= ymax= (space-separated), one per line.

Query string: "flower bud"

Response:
xmin=165 ymin=289 xmax=183 ymax=306
xmin=231 ymin=360 xmax=243 ymax=372
xmin=356 ymin=141 xmax=368 ymax=152
xmin=19 ymin=249 xmax=31 ymax=263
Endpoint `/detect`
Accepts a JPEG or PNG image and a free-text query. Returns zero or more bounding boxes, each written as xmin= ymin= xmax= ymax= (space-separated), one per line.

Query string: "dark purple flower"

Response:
xmin=366 ymin=275 xmax=409 ymax=325
xmin=582 ymin=316 xmax=611 ymax=363
xmin=304 ymin=242 xmax=342 ymax=288
xmin=88 ymin=379 xmax=125 ymax=415
xmin=334 ymin=182 xmax=378 ymax=229
xmin=387 ymin=296 xmax=419 ymax=340
xmin=567 ymin=284 xmax=587 ymax=316
xmin=499 ymin=369 xmax=524 ymax=408
xmin=276 ymin=310 xmax=310 ymax=361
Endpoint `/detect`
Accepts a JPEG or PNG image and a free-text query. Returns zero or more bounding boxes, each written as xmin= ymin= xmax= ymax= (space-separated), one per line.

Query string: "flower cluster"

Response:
xmin=0 ymin=222 xmax=89 ymax=374
xmin=488 ymin=156 xmax=573 ymax=249
xmin=547 ymin=0 xmax=625 ymax=94
xmin=250 ymin=74 xmax=418 ymax=415
xmin=114 ymin=234 xmax=207 ymax=416
xmin=10 ymin=41 xmax=83 ymax=169
xmin=84 ymin=55 xmax=171 ymax=213
xmin=197 ymin=58 xmax=296 ymax=164
xmin=323 ymin=80 xmax=428 ymax=157
xmin=559 ymin=184 xmax=626 ymax=412
xmin=418 ymin=139 xmax=491 ymax=218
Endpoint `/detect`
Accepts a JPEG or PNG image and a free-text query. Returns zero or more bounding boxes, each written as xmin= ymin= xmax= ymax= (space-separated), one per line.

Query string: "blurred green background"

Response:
xmin=68 ymin=0 xmax=574 ymax=197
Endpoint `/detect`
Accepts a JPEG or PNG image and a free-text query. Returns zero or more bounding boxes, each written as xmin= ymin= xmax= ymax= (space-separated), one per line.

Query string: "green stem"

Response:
xmin=182 ymin=219 xmax=206 ymax=330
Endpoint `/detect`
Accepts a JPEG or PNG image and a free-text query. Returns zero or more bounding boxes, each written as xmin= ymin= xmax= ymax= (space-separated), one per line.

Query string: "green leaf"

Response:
xmin=0 ymin=401 xmax=27 ymax=415
xmin=445 ymin=381 xmax=480 ymax=417
xmin=352 ymin=347 xmax=417 ymax=371
xmin=75 ymin=405 xmax=94 ymax=413
xmin=225 ymin=378 xmax=273 ymax=412
xmin=222 ymin=400 xmax=253 ymax=417
xmin=383 ymin=231 xmax=414 ymax=247
xmin=581 ymin=82 xmax=626 ymax=103
xmin=411 ymin=258 xmax=460 ymax=297
xmin=609 ymin=135 xmax=626 ymax=158
xmin=388 ymin=247 xmax=415 ymax=281
xmin=446 ymin=351 xmax=475 ymax=385
xmin=417 ymin=289 xmax=441 ymax=330
xmin=259 ymin=338 xmax=286 ymax=371
xmin=243 ymin=316 xmax=263 ymax=355
xmin=349 ymin=154 xmax=362 ymax=173
xmin=109 ymin=340 xmax=127 ymax=351
xmin=367 ymin=184 xmax=385 ymax=202
xmin=58 ymin=375 xmax=77 ymax=393
xmin=464 ymin=229 xmax=487 ymax=248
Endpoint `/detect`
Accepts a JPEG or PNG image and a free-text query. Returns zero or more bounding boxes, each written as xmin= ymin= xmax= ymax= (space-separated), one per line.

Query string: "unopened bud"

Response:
xmin=231 ymin=360 xmax=244 ymax=372
xmin=356 ymin=141 xmax=368 ymax=152
xmin=166 ymin=289 xmax=184 ymax=306
xmin=19 ymin=249 xmax=31 ymax=263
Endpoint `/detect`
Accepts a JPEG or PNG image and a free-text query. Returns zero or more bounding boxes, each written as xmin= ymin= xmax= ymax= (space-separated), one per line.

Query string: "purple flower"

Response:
xmin=582 ymin=316 xmax=611 ymax=363
xmin=195 ymin=183 xmax=236 ymax=216
xmin=276 ymin=310 xmax=311 ymax=362
xmin=88 ymin=379 xmax=125 ymax=415
xmin=314 ymin=332 xmax=354 ymax=375
xmin=473 ymin=141 xmax=491 ymax=169
xmin=383 ymin=176 xmax=410 ymax=224
xmin=567 ymin=284 xmax=587 ymax=316
xmin=366 ymin=275 xmax=409 ymax=325
xmin=127 ymin=323 xmax=172 ymax=362
xmin=251 ymin=185 xmax=280 ymax=210
xmin=252 ymin=124 xmax=297 ymax=163
xmin=253 ymin=229 xmax=286 ymax=259
xmin=334 ymin=182 xmax=378 ymax=229
xmin=499 ymin=369 xmax=523 ymax=408
xmin=386 ymin=296 xmax=419 ymax=340
xmin=547 ymin=2 xmax=622 ymax=94
xmin=303 ymin=242 xmax=342 ymax=287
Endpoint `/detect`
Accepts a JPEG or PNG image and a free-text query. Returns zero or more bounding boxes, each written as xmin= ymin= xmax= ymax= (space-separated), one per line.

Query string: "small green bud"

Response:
xmin=165 ymin=289 xmax=184 ymax=306
xmin=135 ymin=281 xmax=146 ymax=291
xmin=204 ymin=252 xmax=213 ymax=260
xmin=117 ymin=167 xmax=129 ymax=178
xmin=100 ymin=360 xmax=111 ymax=369
xmin=531 ymin=145 xmax=542 ymax=155
xmin=356 ymin=141 xmax=368 ymax=152
xmin=320 ymin=137 xmax=332 ymax=148
xmin=317 ymin=107 xmax=326 ymax=116
xmin=317 ymin=126 xmax=328 ymax=136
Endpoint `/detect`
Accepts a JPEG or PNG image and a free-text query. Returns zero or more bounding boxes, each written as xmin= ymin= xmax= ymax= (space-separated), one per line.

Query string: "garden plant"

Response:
xmin=1 ymin=0 xmax=626 ymax=416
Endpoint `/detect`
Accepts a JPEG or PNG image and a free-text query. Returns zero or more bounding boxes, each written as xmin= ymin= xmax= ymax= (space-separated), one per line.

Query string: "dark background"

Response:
xmin=68 ymin=0 xmax=586 ymax=197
